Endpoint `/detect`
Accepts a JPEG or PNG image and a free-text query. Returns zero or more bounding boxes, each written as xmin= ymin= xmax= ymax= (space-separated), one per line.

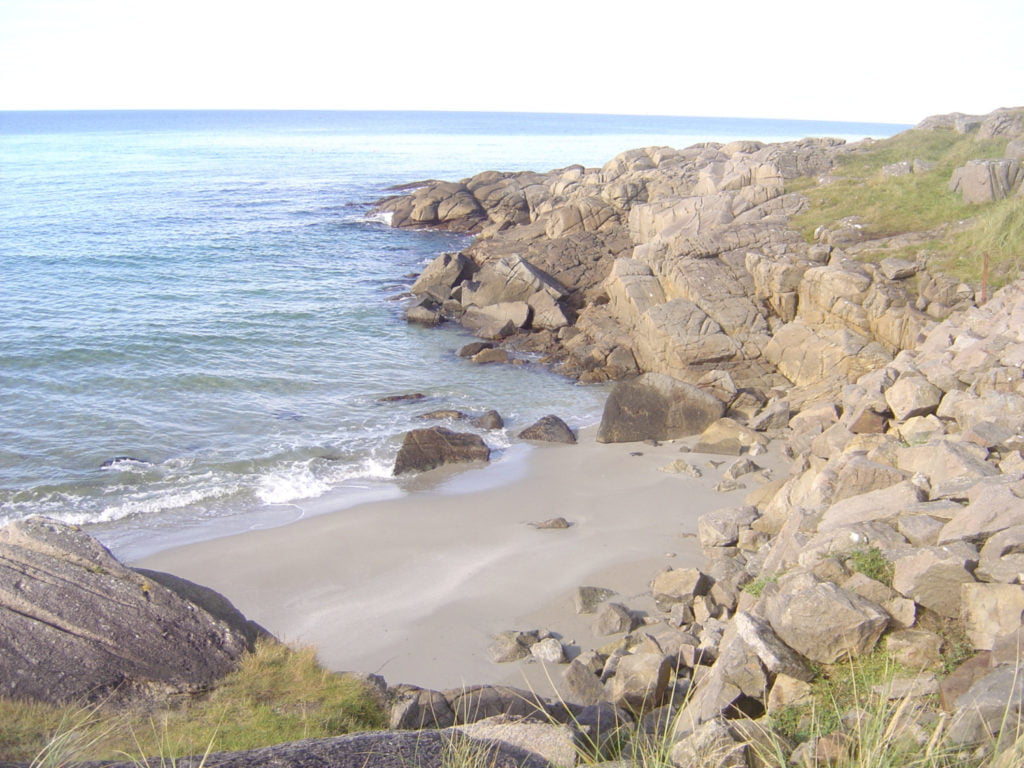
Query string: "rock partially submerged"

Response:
xmin=0 ymin=517 xmax=259 ymax=707
xmin=393 ymin=427 xmax=491 ymax=475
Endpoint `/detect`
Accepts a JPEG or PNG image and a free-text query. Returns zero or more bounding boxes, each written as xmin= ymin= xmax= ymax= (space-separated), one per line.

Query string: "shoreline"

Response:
xmin=136 ymin=425 xmax=786 ymax=693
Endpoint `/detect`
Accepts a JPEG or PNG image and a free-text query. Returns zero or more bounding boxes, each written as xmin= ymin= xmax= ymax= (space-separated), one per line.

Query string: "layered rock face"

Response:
xmin=0 ymin=517 xmax=261 ymax=706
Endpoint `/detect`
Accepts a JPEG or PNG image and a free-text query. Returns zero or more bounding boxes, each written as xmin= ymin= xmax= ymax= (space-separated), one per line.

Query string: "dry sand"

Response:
xmin=136 ymin=427 xmax=783 ymax=694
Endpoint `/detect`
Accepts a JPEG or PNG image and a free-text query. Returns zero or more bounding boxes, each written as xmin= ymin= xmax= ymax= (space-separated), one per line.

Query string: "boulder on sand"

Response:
xmin=518 ymin=415 xmax=577 ymax=444
xmin=393 ymin=427 xmax=491 ymax=475
xmin=597 ymin=372 xmax=725 ymax=443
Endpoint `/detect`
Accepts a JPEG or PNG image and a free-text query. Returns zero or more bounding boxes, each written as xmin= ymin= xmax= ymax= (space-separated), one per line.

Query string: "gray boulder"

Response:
xmin=518 ymin=414 xmax=577 ymax=444
xmin=597 ymin=373 xmax=725 ymax=443
xmin=97 ymin=729 xmax=553 ymax=768
xmin=393 ymin=427 xmax=490 ymax=475
xmin=764 ymin=572 xmax=889 ymax=664
xmin=949 ymin=158 xmax=1023 ymax=203
xmin=0 ymin=517 xmax=255 ymax=707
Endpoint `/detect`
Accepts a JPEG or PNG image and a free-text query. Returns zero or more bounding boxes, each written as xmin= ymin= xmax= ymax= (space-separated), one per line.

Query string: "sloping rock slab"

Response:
xmin=91 ymin=729 xmax=553 ymax=768
xmin=393 ymin=427 xmax=490 ymax=475
xmin=597 ymin=372 xmax=724 ymax=443
xmin=0 ymin=517 xmax=254 ymax=706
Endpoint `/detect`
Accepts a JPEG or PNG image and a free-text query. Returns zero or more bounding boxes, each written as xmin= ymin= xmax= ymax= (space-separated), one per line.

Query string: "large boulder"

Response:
xmin=949 ymin=159 xmax=1023 ymax=203
xmin=764 ymin=572 xmax=889 ymax=664
xmin=0 ymin=517 xmax=255 ymax=706
xmin=597 ymin=372 xmax=725 ymax=443
xmin=393 ymin=427 xmax=490 ymax=475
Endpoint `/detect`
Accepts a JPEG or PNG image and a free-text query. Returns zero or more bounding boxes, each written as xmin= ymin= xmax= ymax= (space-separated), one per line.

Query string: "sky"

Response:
xmin=0 ymin=0 xmax=1020 ymax=124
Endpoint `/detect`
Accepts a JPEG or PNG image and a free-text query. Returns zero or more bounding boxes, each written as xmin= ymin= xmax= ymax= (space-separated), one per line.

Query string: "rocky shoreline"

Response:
xmin=3 ymin=106 xmax=1024 ymax=767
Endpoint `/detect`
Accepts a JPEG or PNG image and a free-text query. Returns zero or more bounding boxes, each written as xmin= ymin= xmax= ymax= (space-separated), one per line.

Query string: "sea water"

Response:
xmin=0 ymin=110 xmax=907 ymax=559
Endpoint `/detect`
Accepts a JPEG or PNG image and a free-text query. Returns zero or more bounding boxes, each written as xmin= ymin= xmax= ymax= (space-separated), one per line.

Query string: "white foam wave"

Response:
xmin=359 ymin=211 xmax=393 ymax=226
xmin=256 ymin=464 xmax=332 ymax=504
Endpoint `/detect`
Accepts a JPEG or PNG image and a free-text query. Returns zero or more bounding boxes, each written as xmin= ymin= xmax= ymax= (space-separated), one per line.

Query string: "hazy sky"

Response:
xmin=0 ymin=0 xmax=1020 ymax=123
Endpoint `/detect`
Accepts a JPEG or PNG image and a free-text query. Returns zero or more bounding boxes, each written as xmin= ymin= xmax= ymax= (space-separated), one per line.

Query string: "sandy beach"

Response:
xmin=137 ymin=426 xmax=783 ymax=694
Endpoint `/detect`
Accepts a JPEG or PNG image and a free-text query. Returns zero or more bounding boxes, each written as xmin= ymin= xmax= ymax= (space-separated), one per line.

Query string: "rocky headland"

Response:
xmin=3 ymin=106 xmax=1024 ymax=767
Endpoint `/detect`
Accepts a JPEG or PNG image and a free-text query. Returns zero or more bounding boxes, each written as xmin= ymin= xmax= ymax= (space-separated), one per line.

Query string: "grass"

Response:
xmin=0 ymin=640 xmax=386 ymax=763
xmin=846 ymin=546 xmax=895 ymax=587
xmin=788 ymin=122 xmax=1022 ymax=290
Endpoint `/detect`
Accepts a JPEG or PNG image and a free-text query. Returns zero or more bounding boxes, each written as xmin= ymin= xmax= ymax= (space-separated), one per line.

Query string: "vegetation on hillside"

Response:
xmin=789 ymin=123 xmax=1022 ymax=290
xmin=0 ymin=640 xmax=386 ymax=763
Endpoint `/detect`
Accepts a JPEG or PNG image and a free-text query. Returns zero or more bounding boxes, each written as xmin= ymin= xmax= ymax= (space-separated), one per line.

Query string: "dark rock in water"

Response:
xmin=597 ymin=373 xmax=725 ymax=443
xmin=457 ymin=341 xmax=495 ymax=358
xmin=100 ymin=455 xmax=150 ymax=468
xmin=378 ymin=393 xmax=427 ymax=403
xmin=518 ymin=414 xmax=577 ymax=444
xmin=393 ymin=427 xmax=490 ymax=475
xmin=417 ymin=409 xmax=468 ymax=421
xmin=0 ymin=517 xmax=256 ymax=707
xmin=472 ymin=347 xmax=510 ymax=364
xmin=406 ymin=302 xmax=443 ymax=326
xmin=473 ymin=410 xmax=505 ymax=430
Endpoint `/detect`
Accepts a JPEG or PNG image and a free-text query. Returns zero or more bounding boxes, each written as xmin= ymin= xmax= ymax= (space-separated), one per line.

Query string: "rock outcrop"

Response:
xmin=0 ymin=517 xmax=259 ymax=707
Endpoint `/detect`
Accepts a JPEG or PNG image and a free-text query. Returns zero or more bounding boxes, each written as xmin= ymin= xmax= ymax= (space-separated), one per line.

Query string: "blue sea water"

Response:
xmin=0 ymin=110 xmax=908 ymax=558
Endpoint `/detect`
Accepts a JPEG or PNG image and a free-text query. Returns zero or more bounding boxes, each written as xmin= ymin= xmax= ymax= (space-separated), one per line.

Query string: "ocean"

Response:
xmin=0 ymin=110 xmax=908 ymax=559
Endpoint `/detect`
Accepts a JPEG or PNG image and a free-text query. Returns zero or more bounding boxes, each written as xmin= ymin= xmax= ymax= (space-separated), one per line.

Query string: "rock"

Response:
xmin=455 ymin=715 xmax=579 ymax=768
xmin=445 ymin=685 xmax=549 ymax=725
xmin=659 ymin=458 xmax=703 ymax=477
xmin=472 ymin=347 xmax=510 ymax=364
xmin=393 ymin=427 xmax=490 ymax=475
xmin=530 ymin=637 xmax=567 ymax=664
xmin=669 ymin=718 xmax=748 ymax=768
xmin=605 ymin=652 xmax=671 ymax=714
xmin=461 ymin=303 xmax=529 ymax=339
xmin=472 ymin=410 xmax=505 ymax=430
xmin=937 ymin=481 xmax=1024 ymax=545
xmin=650 ymin=568 xmax=712 ymax=611
xmin=892 ymin=546 xmax=978 ymax=618
xmin=885 ymin=629 xmax=944 ymax=669
xmin=518 ymin=414 xmax=577 ymax=444
xmin=723 ymin=458 xmax=762 ymax=482
xmin=593 ymin=602 xmax=637 ymax=635
xmin=529 ymin=517 xmax=571 ymax=530
xmin=411 ymin=251 xmax=470 ymax=297
xmin=817 ymin=481 xmax=925 ymax=532
xmin=406 ymin=302 xmax=443 ymax=326
xmin=947 ymin=665 xmax=1024 ymax=744
xmin=457 ymin=341 xmax=494 ymax=357
xmin=764 ymin=572 xmax=889 ymax=664
xmin=949 ymin=158 xmax=1023 ymax=203
xmin=97 ymin=728 xmax=553 ymax=768
xmin=487 ymin=630 xmax=539 ymax=663
xmin=879 ymin=257 xmax=918 ymax=280
xmin=597 ymin=372 xmax=725 ymax=443
xmin=884 ymin=375 xmax=942 ymax=421
xmin=978 ymin=524 xmax=1024 ymax=583
xmin=379 ymin=392 xmax=427 ymax=403
xmin=563 ymin=658 xmax=607 ymax=706
xmin=961 ymin=582 xmax=1024 ymax=650
xmin=698 ymin=506 xmax=759 ymax=548
xmin=418 ymin=409 xmax=467 ymax=421
xmin=389 ymin=685 xmax=457 ymax=729
xmin=767 ymin=674 xmax=814 ymax=712
xmin=897 ymin=439 xmax=998 ymax=494
xmin=574 ymin=586 xmax=617 ymax=614
xmin=694 ymin=418 xmax=769 ymax=456
xmin=0 ymin=517 xmax=254 ymax=707
xmin=733 ymin=611 xmax=813 ymax=681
